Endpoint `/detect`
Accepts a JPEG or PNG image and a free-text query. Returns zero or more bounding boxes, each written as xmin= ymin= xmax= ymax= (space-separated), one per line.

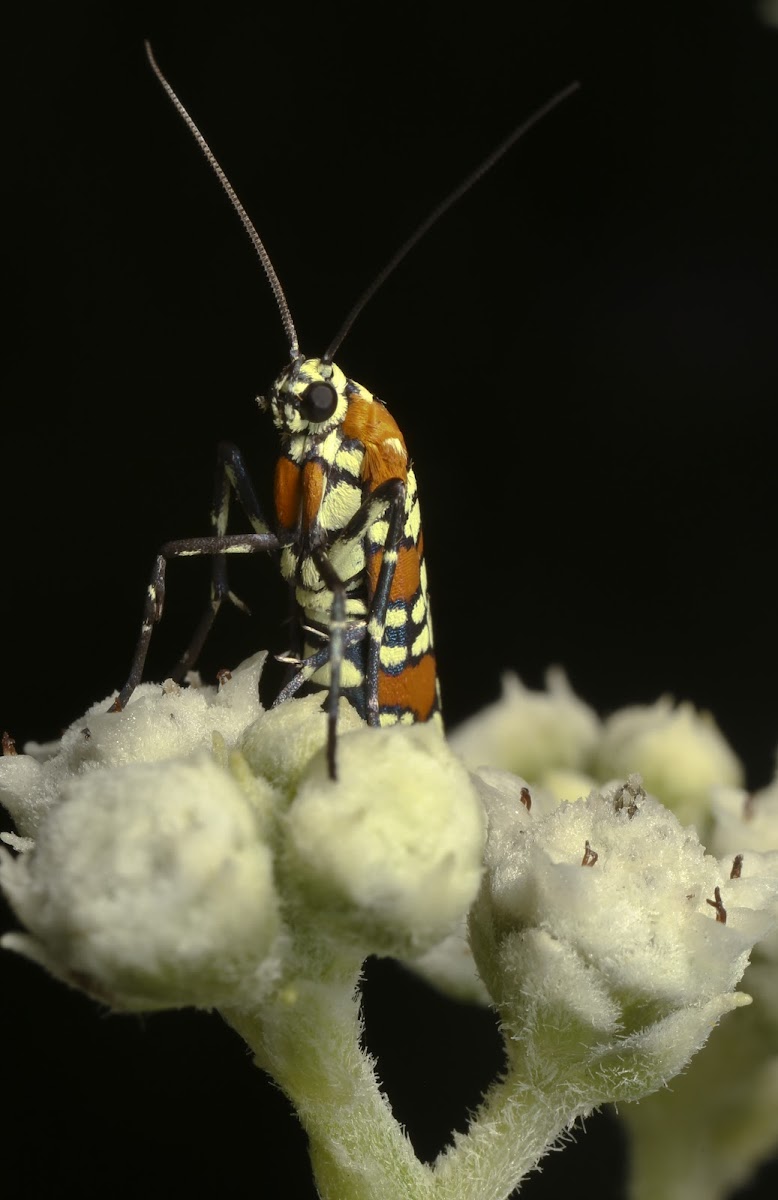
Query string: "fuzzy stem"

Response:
xmin=431 ymin=1066 xmax=587 ymax=1200
xmin=225 ymin=965 xmax=432 ymax=1200
xmin=224 ymin=968 xmax=605 ymax=1200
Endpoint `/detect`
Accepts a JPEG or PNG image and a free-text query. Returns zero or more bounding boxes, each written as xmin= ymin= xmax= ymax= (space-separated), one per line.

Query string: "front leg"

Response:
xmin=174 ymin=441 xmax=276 ymax=676
xmin=112 ymin=440 xmax=277 ymax=711
xmin=271 ymin=622 xmax=368 ymax=709
xmin=110 ymin=531 xmax=279 ymax=711
xmin=310 ymin=545 xmax=348 ymax=782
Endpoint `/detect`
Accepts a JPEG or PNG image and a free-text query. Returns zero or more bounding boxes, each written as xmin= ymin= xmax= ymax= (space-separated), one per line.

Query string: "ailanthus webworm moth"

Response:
xmin=112 ymin=42 xmax=577 ymax=779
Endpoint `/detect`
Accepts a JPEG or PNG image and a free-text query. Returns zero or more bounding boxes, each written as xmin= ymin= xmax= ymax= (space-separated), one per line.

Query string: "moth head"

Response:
xmin=258 ymin=357 xmax=352 ymax=436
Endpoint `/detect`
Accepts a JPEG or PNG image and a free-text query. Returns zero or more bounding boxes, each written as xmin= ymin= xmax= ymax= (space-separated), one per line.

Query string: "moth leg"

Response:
xmin=301 ymin=479 xmax=405 ymax=777
xmin=112 ymin=441 xmax=278 ymax=711
xmin=111 ymin=530 xmax=278 ymax=712
xmin=272 ymin=624 xmax=367 ymax=707
xmin=311 ymin=547 xmax=348 ymax=782
xmin=173 ymin=441 xmax=276 ymax=678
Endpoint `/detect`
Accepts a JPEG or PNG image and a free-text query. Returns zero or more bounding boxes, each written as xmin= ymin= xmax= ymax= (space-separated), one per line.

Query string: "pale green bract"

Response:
xmin=2 ymin=653 xmax=778 ymax=1200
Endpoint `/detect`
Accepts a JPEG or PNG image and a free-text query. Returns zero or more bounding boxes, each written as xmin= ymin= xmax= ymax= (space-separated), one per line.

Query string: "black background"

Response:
xmin=2 ymin=1 xmax=778 ymax=1196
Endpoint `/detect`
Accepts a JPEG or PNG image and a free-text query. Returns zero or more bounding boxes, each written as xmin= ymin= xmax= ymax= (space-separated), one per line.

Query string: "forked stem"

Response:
xmin=224 ymin=966 xmax=606 ymax=1200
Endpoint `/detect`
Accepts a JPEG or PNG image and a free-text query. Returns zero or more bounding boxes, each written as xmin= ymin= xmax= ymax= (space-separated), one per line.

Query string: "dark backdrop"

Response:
xmin=2 ymin=2 xmax=778 ymax=1196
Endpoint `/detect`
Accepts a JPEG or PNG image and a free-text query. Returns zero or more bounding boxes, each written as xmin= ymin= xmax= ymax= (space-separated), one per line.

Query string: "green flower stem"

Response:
xmin=225 ymin=960 xmax=431 ymax=1200
xmin=225 ymin=965 xmax=632 ymax=1200
xmin=433 ymin=1072 xmax=583 ymax=1200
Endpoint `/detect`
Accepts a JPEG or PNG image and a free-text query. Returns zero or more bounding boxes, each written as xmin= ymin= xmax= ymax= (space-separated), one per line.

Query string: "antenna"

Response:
xmin=144 ymin=40 xmax=300 ymax=360
xmin=322 ymin=81 xmax=580 ymax=364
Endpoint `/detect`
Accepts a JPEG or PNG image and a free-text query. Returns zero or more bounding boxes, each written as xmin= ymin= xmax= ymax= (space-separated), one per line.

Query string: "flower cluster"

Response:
xmin=453 ymin=673 xmax=778 ymax=1200
xmin=2 ymin=656 xmax=778 ymax=1200
xmin=0 ymin=653 xmax=484 ymax=1011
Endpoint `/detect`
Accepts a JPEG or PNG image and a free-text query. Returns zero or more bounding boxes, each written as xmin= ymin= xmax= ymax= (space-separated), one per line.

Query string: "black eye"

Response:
xmin=300 ymin=380 xmax=338 ymax=423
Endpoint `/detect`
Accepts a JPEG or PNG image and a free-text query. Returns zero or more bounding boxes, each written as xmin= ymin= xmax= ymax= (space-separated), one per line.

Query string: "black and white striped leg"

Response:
xmin=112 ymin=441 xmax=277 ymax=711
xmin=173 ymin=441 xmax=275 ymax=678
xmin=271 ymin=623 xmax=367 ymax=706
xmin=110 ymin=531 xmax=278 ymax=712
xmin=311 ymin=547 xmax=348 ymax=781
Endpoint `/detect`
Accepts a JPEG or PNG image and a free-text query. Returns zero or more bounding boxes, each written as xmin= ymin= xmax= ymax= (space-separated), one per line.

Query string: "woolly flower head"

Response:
xmin=0 ymin=656 xmax=281 ymax=1009
xmin=450 ymin=669 xmax=599 ymax=778
xmin=616 ymin=776 xmax=778 ymax=1200
xmin=708 ymin=776 xmax=778 ymax=1027
xmin=470 ymin=773 xmax=778 ymax=1097
xmin=592 ymin=698 xmax=743 ymax=830
xmin=0 ymin=654 xmax=485 ymax=1010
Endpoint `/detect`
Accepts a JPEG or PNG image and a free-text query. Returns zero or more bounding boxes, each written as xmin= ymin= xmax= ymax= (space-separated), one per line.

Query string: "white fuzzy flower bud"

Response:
xmin=284 ymin=723 xmax=485 ymax=953
xmin=449 ymin=669 xmax=599 ymax=778
xmin=239 ymin=690 xmax=363 ymax=793
xmin=1 ymin=754 xmax=281 ymax=1011
xmin=619 ymin=841 xmax=778 ymax=1200
xmin=536 ymin=766 xmax=598 ymax=804
xmin=0 ymin=652 xmax=267 ymax=839
xmin=708 ymin=780 xmax=778 ymax=1027
xmin=592 ymin=698 xmax=743 ymax=829
xmin=709 ymin=779 xmax=778 ymax=859
xmin=470 ymin=774 xmax=776 ymax=1097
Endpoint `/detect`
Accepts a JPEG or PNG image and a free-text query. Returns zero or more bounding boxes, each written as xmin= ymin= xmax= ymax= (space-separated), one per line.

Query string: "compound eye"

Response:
xmin=300 ymin=380 xmax=338 ymax=423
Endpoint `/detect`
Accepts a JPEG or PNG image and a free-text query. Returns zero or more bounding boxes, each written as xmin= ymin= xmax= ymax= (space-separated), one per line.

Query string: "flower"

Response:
xmin=469 ymin=773 xmax=778 ymax=1097
xmin=591 ymin=698 xmax=743 ymax=830
xmin=284 ymin=722 xmax=485 ymax=954
xmin=1 ymin=753 xmax=282 ymax=1010
xmin=615 ymin=775 xmax=778 ymax=1200
xmin=449 ymin=669 xmax=600 ymax=780
xmin=1 ymin=652 xmax=485 ymax=1007
xmin=0 ymin=656 xmax=282 ymax=1010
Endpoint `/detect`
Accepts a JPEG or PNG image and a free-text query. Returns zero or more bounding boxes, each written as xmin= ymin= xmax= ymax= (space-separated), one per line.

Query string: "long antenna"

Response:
xmin=322 ymin=81 xmax=580 ymax=364
xmin=144 ymin=40 xmax=300 ymax=360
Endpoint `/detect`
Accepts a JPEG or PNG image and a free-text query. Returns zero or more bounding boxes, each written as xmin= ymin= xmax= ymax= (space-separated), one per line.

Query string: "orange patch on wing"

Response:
xmin=378 ymin=653 xmax=438 ymax=722
xmin=301 ymin=460 xmax=325 ymax=531
xmin=274 ymin=457 xmax=301 ymax=531
xmin=367 ymin=544 xmax=422 ymax=602
xmin=343 ymin=397 xmax=408 ymax=488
